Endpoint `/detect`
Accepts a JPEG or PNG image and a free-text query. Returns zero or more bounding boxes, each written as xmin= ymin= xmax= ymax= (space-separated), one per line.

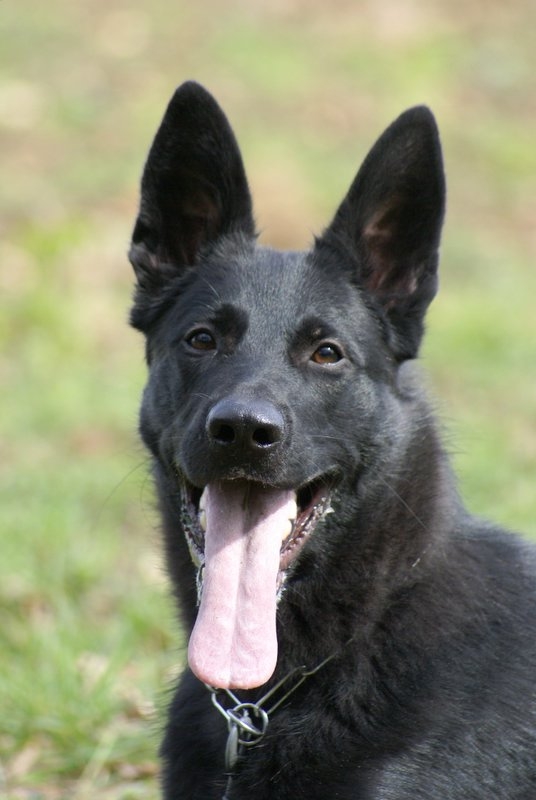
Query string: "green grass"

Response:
xmin=1 ymin=1 xmax=535 ymax=797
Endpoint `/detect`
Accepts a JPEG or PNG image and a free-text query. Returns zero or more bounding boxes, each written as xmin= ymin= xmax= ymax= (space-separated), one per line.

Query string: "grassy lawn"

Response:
xmin=1 ymin=1 xmax=535 ymax=797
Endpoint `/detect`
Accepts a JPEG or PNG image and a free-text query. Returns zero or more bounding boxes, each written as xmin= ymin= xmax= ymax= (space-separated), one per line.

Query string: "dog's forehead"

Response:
xmin=241 ymin=246 xmax=308 ymax=303
xmin=205 ymin=242 xmax=363 ymax=324
xmin=173 ymin=238 xmax=376 ymax=356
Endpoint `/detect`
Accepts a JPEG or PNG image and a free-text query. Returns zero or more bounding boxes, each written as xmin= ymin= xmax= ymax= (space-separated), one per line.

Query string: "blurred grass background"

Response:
xmin=1 ymin=0 xmax=535 ymax=797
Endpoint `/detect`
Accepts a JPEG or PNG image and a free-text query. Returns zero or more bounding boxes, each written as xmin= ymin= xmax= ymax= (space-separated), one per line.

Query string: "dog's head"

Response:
xmin=129 ymin=82 xmax=445 ymax=690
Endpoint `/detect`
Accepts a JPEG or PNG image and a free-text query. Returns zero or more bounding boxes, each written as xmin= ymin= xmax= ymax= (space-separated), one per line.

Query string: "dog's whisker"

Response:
xmin=376 ymin=475 xmax=429 ymax=534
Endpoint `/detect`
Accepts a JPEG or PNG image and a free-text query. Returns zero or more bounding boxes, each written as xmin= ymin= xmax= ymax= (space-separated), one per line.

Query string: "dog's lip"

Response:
xmin=177 ymin=471 xmax=335 ymax=575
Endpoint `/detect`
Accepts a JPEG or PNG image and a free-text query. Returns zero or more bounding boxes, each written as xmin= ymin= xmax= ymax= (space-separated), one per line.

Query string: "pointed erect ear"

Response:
xmin=319 ymin=106 xmax=446 ymax=361
xmin=129 ymin=81 xmax=255 ymax=290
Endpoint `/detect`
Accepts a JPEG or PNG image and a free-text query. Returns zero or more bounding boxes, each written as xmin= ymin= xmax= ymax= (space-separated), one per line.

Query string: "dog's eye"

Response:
xmin=186 ymin=329 xmax=216 ymax=351
xmin=311 ymin=343 xmax=343 ymax=365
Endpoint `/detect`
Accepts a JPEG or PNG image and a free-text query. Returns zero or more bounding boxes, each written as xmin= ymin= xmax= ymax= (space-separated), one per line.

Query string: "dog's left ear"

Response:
xmin=129 ymin=81 xmax=255 ymax=294
xmin=319 ymin=106 xmax=445 ymax=361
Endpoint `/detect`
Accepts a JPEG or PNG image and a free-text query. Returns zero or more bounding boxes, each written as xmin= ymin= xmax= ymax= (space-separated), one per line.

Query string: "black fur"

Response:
xmin=129 ymin=82 xmax=536 ymax=799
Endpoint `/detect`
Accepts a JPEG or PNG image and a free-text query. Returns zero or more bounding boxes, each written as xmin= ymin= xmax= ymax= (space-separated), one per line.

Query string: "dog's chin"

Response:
xmin=177 ymin=472 xmax=334 ymax=592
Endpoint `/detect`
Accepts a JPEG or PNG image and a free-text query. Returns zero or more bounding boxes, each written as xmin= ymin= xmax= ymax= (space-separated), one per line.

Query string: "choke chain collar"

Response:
xmin=205 ymin=647 xmax=349 ymax=799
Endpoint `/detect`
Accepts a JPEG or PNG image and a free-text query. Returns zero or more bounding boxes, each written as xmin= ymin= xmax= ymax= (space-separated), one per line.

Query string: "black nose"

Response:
xmin=206 ymin=398 xmax=285 ymax=453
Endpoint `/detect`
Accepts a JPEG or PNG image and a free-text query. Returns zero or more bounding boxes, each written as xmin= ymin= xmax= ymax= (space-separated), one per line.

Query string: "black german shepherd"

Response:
xmin=129 ymin=82 xmax=536 ymax=799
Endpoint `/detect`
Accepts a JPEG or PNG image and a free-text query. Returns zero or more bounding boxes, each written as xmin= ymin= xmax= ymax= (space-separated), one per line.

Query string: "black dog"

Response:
xmin=129 ymin=82 xmax=536 ymax=799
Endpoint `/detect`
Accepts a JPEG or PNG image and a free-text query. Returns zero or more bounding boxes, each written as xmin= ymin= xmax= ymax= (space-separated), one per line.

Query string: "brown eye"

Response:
xmin=311 ymin=343 xmax=343 ymax=365
xmin=187 ymin=329 xmax=216 ymax=351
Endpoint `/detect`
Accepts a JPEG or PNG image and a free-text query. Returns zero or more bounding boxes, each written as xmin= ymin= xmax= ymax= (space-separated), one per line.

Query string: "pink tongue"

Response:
xmin=188 ymin=481 xmax=295 ymax=689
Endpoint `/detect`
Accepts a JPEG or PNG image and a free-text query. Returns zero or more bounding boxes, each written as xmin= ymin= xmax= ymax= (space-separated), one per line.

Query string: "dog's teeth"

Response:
xmin=199 ymin=488 xmax=207 ymax=512
xmin=199 ymin=510 xmax=207 ymax=531
xmin=282 ymin=499 xmax=298 ymax=541
xmin=289 ymin=499 xmax=298 ymax=521
xmin=282 ymin=518 xmax=293 ymax=542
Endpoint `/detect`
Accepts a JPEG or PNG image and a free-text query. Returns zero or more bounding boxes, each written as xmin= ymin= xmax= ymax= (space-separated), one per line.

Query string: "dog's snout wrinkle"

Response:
xmin=206 ymin=397 xmax=285 ymax=453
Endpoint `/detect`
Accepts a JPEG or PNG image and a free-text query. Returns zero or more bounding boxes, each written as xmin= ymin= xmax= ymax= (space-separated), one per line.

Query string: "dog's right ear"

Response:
xmin=129 ymin=82 xmax=254 ymax=295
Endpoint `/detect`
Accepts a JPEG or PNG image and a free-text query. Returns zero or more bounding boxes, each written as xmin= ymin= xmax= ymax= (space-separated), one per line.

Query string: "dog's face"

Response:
xmin=130 ymin=82 xmax=445 ymax=690
xmin=137 ymin=240 xmax=391 ymax=488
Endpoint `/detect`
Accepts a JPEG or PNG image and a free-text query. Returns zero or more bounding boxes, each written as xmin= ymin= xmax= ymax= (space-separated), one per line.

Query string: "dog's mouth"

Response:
xmin=178 ymin=475 xmax=333 ymax=691
xmin=180 ymin=477 xmax=332 ymax=577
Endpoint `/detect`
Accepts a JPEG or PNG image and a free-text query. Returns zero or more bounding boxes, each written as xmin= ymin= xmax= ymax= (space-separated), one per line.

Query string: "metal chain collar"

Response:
xmin=205 ymin=650 xmax=342 ymax=799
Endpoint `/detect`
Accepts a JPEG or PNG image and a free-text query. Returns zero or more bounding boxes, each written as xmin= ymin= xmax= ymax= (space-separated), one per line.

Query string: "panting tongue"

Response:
xmin=188 ymin=481 xmax=295 ymax=690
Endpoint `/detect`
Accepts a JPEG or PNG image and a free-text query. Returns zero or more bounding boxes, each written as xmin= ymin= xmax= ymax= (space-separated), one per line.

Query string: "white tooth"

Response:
xmin=288 ymin=499 xmax=298 ymax=521
xmin=281 ymin=518 xmax=293 ymax=542
xmin=199 ymin=510 xmax=207 ymax=531
xmin=199 ymin=488 xmax=207 ymax=512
